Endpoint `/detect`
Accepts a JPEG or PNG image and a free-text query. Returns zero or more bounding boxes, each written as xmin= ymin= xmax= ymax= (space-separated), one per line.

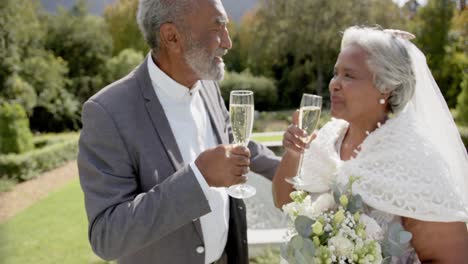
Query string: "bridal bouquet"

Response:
xmin=281 ymin=177 xmax=412 ymax=264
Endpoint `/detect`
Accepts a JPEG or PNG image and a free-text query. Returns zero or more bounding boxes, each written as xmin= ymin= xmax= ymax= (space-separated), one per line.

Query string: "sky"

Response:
xmin=394 ymin=0 xmax=428 ymax=7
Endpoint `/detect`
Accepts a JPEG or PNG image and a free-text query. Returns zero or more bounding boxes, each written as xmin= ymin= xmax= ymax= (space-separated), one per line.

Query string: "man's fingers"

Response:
xmin=230 ymin=153 xmax=250 ymax=166
xmin=233 ymin=175 xmax=247 ymax=185
xmin=231 ymin=145 xmax=251 ymax=158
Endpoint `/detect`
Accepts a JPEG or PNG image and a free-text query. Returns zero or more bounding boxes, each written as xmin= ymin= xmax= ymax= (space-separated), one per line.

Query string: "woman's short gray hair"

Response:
xmin=137 ymin=0 xmax=196 ymax=52
xmin=341 ymin=26 xmax=416 ymax=114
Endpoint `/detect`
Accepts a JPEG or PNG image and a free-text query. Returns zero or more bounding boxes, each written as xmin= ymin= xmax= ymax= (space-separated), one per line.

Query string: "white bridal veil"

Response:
xmin=405 ymin=40 xmax=468 ymax=215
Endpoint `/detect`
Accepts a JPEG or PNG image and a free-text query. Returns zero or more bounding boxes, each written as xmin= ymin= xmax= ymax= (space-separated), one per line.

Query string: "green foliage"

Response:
xmin=45 ymin=1 xmax=113 ymax=104
xmin=411 ymin=0 xmax=458 ymax=107
xmin=0 ymin=134 xmax=78 ymax=181
xmin=21 ymin=51 xmax=80 ymax=131
xmin=0 ymin=103 xmax=34 ymax=155
xmin=2 ymin=74 xmax=37 ymax=115
xmin=458 ymin=126 xmax=468 ymax=149
xmin=456 ymin=75 xmax=468 ymax=125
xmin=104 ymin=0 xmax=148 ymax=55
xmin=0 ymin=178 xmax=17 ymax=193
xmin=103 ymin=49 xmax=144 ymax=86
xmin=220 ymin=71 xmax=277 ymax=111
xmin=249 ymin=249 xmax=281 ymax=264
xmin=232 ymin=0 xmax=408 ymax=109
xmin=0 ymin=0 xmax=81 ymax=132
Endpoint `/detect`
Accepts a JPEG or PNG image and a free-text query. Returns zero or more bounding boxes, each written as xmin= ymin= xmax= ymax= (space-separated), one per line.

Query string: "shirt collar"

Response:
xmin=147 ymin=53 xmax=201 ymax=101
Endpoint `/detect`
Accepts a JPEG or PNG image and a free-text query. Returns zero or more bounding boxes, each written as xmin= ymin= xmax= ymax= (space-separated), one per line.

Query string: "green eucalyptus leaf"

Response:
xmin=382 ymin=222 xmax=413 ymax=257
xmin=294 ymin=249 xmax=308 ymax=264
xmin=300 ymin=238 xmax=316 ymax=261
xmin=290 ymin=235 xmax=304 ymax=250
xmin=295 ymin=215 xmax=314 ymax=238
xmin=382 ymin=257 xmax=393 ymax=264
xmin=332 ymin=185 xmax=341 ymax=204
xmin=399 ymin=231 xmax=412 ymax=244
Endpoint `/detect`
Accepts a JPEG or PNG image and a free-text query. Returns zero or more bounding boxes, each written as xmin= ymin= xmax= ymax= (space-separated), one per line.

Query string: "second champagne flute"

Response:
xmin=285 ymin=93 xmax=322 ymax=187
xmin=228 ymin=90 xmax=256 ymax=199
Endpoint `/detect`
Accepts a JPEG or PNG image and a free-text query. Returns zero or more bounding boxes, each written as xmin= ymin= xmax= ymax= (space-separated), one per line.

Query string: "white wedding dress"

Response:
xmin=299 ymin=111 xmax=468 ymax=263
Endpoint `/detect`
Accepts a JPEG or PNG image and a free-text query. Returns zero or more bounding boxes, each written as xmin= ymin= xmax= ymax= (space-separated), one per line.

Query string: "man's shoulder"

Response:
xmin=87 ymin=64 xmax=144 ymax=111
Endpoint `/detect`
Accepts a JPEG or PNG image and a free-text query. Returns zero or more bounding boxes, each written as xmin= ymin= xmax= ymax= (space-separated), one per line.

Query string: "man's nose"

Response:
xmin=221 ymin=29 xmax=232 ymax=50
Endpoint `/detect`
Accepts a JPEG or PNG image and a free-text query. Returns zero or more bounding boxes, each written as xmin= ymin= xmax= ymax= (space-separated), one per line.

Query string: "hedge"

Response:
xmin=0 ymin=134 xmax=78 ymax=181
xmin=220 ymin=71 xmax=277 ymax=111
xmin=0 ymin=102 xmax=34 ymax=154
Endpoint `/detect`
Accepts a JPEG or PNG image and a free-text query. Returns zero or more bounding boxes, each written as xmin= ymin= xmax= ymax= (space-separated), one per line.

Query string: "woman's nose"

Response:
xmin=329 ymin=77 xmax=341 ymax=92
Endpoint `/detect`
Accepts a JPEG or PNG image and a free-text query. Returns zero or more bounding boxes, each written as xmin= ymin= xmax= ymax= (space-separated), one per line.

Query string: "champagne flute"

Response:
xmin=227 ymin=90 xmax=256 ymax=199
xmin=285 ymin=94 xmax=322 ymax=187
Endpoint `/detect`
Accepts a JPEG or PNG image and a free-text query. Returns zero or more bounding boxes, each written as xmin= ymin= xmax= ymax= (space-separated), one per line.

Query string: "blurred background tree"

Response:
xmin=225 ymin=0 xmax=408 ymax=109
xmin=104 ymin=0 xmax=148 ymax=56
xmin=410 ymin=0 xmax=466 ymax=108
xmin=45 ymin=0 xmax=113 ymax=106
xmin=1 ymin=0 xmax=465 ymax=132
xmin=0 ymin=0 xmax=79 ymax=132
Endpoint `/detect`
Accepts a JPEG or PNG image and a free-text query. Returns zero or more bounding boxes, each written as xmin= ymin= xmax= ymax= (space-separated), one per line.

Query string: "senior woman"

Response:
xmin=272 ymin=26 xmax=468 ymax=263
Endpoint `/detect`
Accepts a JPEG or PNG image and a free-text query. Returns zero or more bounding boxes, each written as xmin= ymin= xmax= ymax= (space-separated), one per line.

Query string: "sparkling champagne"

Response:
xmin=230 ymin=104 xmax=254 ymax=146
xmin=299 ymin=106 xmax=321 ymax=140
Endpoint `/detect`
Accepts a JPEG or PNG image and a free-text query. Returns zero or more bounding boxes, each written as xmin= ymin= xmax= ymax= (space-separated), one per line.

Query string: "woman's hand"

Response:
xmin=282 ymin=110 xmax=316 ymax=154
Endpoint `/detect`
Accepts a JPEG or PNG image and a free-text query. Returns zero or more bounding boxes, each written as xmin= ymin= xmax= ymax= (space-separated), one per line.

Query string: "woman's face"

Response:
xmin=329 ymin=45 xmax=386 ymax=123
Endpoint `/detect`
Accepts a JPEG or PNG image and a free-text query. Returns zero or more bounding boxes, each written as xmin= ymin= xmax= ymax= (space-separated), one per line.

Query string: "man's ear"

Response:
xmin=159 ymin=23 xmax=183 ymax=54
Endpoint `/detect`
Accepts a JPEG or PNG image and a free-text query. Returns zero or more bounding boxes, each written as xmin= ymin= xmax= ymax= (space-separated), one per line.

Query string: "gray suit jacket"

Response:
xmin=78 ymin=56 xmax=280 ymax=264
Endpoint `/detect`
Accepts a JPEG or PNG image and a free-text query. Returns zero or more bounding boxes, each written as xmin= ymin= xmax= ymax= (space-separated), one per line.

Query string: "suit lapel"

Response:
xmin=135 ymin=56 xmax=205 ymax=240
xmin=199 ymin=81 xmax=226 ymax=145
xmin=135 ymin=56 xmax=184 ymax=171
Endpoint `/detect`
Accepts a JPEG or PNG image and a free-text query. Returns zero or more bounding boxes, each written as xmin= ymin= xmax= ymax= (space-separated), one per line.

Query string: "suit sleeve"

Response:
xmin=214 ymin=83 xmax=280 ymax=180
xmin=78 ymin=99 xmax=211 ymax=260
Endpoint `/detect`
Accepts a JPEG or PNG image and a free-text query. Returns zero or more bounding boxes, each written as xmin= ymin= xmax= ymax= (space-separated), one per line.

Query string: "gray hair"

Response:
xmin=341 ymin=26 xmax=416 ymax=114
xmin=137 ymin=0 xmax=197 ymax=52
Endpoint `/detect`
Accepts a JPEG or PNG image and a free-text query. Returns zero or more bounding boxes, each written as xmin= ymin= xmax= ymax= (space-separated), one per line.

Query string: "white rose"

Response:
xmin=282 ymin=195 xmax=316 ymax=220
xmin=328 ymin=235 xmax=354 ymax=259
xmin=360 ymin=214 xmax=384 ymax=241
xmin=310 ymin=193 xmax=336 ymax=216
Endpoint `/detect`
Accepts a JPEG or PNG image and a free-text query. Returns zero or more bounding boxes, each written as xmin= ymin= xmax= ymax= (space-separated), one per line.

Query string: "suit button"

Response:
xmin=196 ymin=246 xmax=205 ymax=254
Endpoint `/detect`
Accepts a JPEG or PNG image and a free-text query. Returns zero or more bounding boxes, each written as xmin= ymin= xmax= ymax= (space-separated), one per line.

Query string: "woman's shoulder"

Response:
xmin=316 ymin=118 xmax=348 ymax=142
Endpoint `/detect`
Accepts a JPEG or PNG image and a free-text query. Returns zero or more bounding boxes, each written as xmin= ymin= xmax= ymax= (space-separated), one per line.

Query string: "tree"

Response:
xmin=102 ymin=48 xmax=144 ymax=86
xmin=241 ymin=0 xmax=407 ymax=109
xmin=456 ymin=75 xmax=468 ymax=125
xmin=411 ymin=0 xmax=457 ymax=106
xmin=104 ymin=0 xmax=148 ymax=56
xmin=0 ymin=0 xmax=79 ymax=132
xmin=45 ymin=0 xmax=113 ymax=104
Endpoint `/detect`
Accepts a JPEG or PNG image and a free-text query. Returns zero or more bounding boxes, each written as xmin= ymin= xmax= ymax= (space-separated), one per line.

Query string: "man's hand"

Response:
xmin=195 ymin=145 xmax=251 ymax=187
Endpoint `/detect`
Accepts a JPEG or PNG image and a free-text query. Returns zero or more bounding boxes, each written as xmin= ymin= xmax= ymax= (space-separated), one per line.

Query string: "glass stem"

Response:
xmin=297 ymin=152 xmax=304 ymax=178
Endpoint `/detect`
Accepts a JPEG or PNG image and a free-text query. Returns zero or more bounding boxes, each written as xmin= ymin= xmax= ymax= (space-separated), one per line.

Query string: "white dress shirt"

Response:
xmin=147 ymin=55 xmax=229 ymax=264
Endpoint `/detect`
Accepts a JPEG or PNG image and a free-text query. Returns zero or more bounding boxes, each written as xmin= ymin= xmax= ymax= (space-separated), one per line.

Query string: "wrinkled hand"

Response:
xmin=195 ymin=145 xmax=250 ymax=187
xmin=282 ymin=110 xmax=316 ymax=154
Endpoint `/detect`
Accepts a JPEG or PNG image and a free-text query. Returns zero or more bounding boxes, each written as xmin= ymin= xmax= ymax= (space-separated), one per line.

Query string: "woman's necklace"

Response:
xmin=342 ymin=121 xmax=384 ymax=159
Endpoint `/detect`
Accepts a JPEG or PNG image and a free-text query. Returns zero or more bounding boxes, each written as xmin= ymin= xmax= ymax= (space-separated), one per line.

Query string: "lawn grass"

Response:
xmin=0 ymin=179 xmax=110 ymax=264
xmin=0 ymin=178 xmax=277 ymax=263
xmin=251 ymin=134 xmax=283 ymax=143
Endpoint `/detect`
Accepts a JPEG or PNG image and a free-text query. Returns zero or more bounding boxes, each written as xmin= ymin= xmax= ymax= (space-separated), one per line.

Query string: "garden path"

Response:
xmin=0 ymin=161 xmax=78 ymax=223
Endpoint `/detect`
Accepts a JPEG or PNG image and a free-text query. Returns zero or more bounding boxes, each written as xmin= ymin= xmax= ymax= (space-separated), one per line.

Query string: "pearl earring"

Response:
xmin=379 ymin=98 xmax=385 ymax=105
